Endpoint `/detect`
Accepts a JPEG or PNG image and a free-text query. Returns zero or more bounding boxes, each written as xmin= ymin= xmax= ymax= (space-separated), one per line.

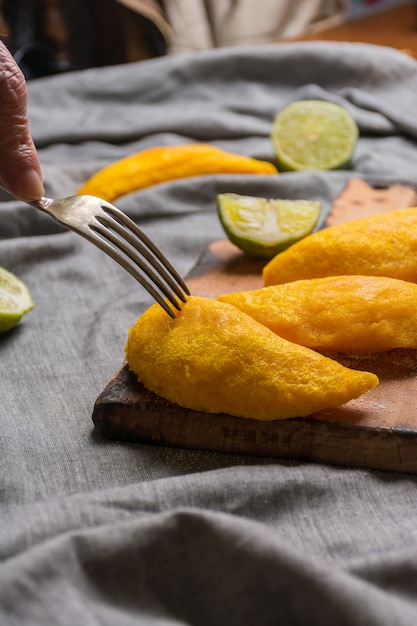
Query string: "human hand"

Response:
xmin=0 ymin=41 xmax=44 ymax=202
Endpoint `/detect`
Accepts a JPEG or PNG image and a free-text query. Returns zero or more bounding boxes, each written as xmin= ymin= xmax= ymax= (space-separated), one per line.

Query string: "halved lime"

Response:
xmin=217 ymin=193 xmax=321 ymax=258
xmin=271 ymin=100 xmax=358 ymax=171
xmin=0 ymin=267 xmax=34 ymax=333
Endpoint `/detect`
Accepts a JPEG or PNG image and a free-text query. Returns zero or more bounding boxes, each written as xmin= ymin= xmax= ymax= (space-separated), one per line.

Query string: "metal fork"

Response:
xmin=28 ymin=194 xmax=190 ymax=318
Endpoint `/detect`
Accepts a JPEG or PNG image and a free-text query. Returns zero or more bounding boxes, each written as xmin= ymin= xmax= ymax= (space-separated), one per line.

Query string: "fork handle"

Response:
xmin=29 ymin=196 xmax=53 ymax=211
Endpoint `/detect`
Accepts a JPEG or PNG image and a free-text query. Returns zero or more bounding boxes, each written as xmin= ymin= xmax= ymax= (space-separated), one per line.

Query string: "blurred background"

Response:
xmin=0 ymin=0 xmax=415 ymax=80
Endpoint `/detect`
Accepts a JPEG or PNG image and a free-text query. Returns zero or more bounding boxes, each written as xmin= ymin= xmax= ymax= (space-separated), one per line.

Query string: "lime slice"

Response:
xmin=217 ymin=193 xmax=321 ymax=258
xmin=271 ymin=100 xmax=358 ymax=171
xmin=0 ymin=267 xmax=34 ymax=333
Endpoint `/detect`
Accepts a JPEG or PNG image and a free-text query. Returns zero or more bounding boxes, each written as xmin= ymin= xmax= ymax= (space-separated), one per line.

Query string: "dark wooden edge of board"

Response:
xmin=93 ymin=365 xmax=417 ymax=474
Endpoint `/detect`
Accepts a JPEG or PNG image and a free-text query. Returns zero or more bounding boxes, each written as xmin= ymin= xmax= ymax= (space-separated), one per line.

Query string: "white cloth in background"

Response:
xmin=164 ymin=0 xmax=349 ymax=52
xmin=113 ymin=0 xmax=350 ymax=58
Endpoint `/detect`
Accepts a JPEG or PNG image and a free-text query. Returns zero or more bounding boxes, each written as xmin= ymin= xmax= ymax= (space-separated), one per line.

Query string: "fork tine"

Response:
xmin=102 ymin=204 xmax=190 ymax=298
xmin=90 ymin=220 xmax=184 ymax=310
xmin=82 ymin=228 xmax=180 ymax=319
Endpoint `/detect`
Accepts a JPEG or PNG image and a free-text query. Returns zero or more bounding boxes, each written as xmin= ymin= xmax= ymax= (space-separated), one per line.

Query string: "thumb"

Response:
xmin=0 ymin=41 xmax=44 ymax=202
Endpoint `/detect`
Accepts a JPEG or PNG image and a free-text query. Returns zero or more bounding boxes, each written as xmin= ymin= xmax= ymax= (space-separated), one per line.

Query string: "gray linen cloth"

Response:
xmin=1 ymin=42 xmax=417 ymax=625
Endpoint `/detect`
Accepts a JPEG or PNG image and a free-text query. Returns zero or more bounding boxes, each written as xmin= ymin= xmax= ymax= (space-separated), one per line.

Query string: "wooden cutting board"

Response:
xmin=93 ymin=179 xmax=417 ymax=474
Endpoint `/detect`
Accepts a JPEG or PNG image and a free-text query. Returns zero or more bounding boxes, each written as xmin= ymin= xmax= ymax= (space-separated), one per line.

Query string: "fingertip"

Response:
xmin=18 ymin=169 xmax=45 ymax=202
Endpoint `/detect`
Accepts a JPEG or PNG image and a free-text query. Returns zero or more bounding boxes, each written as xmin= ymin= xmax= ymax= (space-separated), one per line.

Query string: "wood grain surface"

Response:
xmin=93 ymin=179 xmax=417 ymax=474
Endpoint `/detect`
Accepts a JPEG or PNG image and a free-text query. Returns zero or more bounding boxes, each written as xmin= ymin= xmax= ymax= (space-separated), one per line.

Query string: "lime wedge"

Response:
xmin=271 ymin=100 xmax=358 ymax=171
xmin=217 ymin=193 xmax=321 ymax=258
xmin=0 ymin=267 xmax=34 ymax=333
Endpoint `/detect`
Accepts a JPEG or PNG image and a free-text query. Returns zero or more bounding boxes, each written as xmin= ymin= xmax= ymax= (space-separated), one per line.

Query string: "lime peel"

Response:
xmin=0 ymin=267 xmax=34 ymax=333
xmin=217 ymin=193 xmax=321 ymax=258
xmin=271 ymin=99 xmax=358 ymax=171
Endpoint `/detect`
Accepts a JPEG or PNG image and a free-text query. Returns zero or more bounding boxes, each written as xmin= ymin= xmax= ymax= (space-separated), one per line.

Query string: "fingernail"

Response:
xmin=19 ymin=169 xmax=45 ymax=202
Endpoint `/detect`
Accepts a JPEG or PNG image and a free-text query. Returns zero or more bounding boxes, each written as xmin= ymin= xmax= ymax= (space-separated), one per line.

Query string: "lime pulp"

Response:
xmin=0 ymin=267 xmax=34 ymax=333
xmin=217 ymin=193 xmax=321 ymax=258
xmin=271 ymin=99 xmax=358 ymax=171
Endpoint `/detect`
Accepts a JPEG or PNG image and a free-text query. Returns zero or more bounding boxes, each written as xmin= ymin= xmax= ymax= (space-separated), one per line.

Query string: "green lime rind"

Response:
xmin=217 ymin=193 xmax=321 ymax=258
xmin=271 ymin=100 xmax=359 ymax=172
xmin=0 ymin=267 xmax=34 ymax=333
